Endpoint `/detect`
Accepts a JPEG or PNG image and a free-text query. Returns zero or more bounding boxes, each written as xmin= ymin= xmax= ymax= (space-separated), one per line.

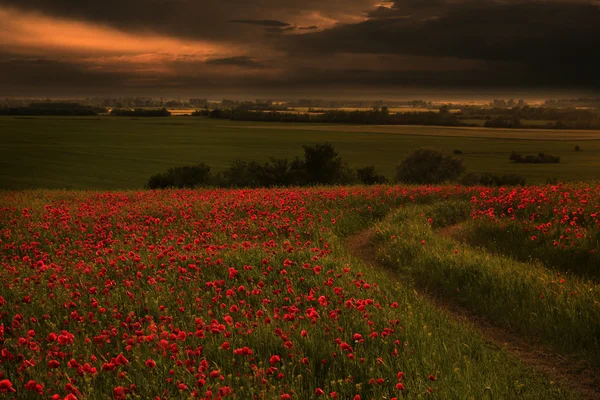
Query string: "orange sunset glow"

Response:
xmin=0 ymin=0 xmax=597 ymax=95
xmin=0 ymin=7 xmax=232 ymax=59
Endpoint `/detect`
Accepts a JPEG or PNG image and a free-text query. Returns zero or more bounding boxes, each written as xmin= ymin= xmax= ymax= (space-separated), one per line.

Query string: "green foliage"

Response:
xmin=460 ymin=220 xmax=600 ymax=278
xmin=395 ymin=148 xmax=465 ymax=184
xmin=146 ymin=144 xmax=385 ymax=189
xmin=110 ymin=108 xmax=170 ymax=117
xmin=510 ymin=151 xmax=560 ymax=164
xmin=204 ymin=106 xmax=461 ymax=126
xmin=260 ymin=157 xmax=307 ymax=187
xmin=146 ymin=163 xmax=212 ymax=189
xmin=459 ymin=172 xmax=526 ymax=186
xmin=484 ymin=116 xmax=521 ymax=128
xmin=303 ymin=143 xmax=347 ymax=185
xmin=356 ymin=165 xmax=388 ymax=185
xmin=375 ymin=204 xmax=600 ymax=367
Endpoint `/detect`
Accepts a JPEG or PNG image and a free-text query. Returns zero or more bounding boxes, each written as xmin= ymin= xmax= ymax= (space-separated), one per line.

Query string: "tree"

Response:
xmin=222 ymin=160 xmax=265 ymax=188
xmin=262 ymin=157 xmax=307 ymax=187
xmin=303 ymin=143 xmax=344 ymax=185
xmin=356 ymin=165 xmax=388 ymax=185
xmin=147 ymin=163 xmax=212 ymax=189
xmin=395 ymin=148 xmax=465 ymax=184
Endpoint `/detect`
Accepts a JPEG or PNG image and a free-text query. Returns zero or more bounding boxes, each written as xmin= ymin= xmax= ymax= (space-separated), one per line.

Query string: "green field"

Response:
xmin=2 ymin=116 xmax=600 ymax=189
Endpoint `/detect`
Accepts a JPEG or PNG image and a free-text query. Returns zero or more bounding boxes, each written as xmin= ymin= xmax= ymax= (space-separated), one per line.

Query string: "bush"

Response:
xmin=457 ymin=172 xmax=481 ymax=186
xmin=303 ymin=143 xmax=346 ymax=185
xmin=356 ymin=165 xmax=388 ymax=185
xmin=221 ymin=160 xmax=266 ymax=188
xmin=575 ymin=145 xmax=582 ymax=152
xmin=459 ymin=172 xmax=526 ymax=187
xmin=479 ymin=173 xmax=526 ymax=186
xmin=147 ymin=163 xmax=212 ymax=189
xmin=509 ymin=152 xmax=560 ymax=164
xmin=144 ymin=145 xmax=399 ymax=189
xmin=453 ymin=149 xmax=463 ymax=155
xmin=395 ymin=148 xmax=465 ymax=184
xmin=261 ymin=157 xmax=307 ymax=187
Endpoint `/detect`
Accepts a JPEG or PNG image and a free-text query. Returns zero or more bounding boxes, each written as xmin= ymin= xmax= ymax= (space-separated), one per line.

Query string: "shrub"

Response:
xmin=395 ymin=148 xmax=465 ymax=184
xmin=457 ymin=172 xmax=481 ymax=186
xmin=221 ymin=160 xmax=266 ymax=188
xmin=147 ymin=163 xmax=212 ymax=189
xmin=509 ymin=152 xmax=560 ymax=164
xmin=303 ymin=143 xmax=345 ymax=185
xmin=356 ymin=165 xmax=388 ymax=185
xmin=453 ymin=149 xmax=463 ymax=155
xmin=458 ymin=172 xmax=526 ymax=187
xmin=261 ymin=157 xmax=307 ymax=187
xmin=479 ymin=173 xmax=526 ymax=186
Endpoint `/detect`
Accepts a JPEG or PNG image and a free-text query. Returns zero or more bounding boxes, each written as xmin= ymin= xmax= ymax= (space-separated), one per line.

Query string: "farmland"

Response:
xmin=1 ymin=184 xmax=599 ymax=399
xmin=2 ymin=116 xmax=600 ymax=190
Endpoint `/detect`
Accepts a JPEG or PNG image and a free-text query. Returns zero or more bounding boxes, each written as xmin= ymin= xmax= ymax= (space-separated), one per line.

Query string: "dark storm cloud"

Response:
xmin=282 ymin=0 xmax=600 ymax=87
xmin=264 ymin=26 xmax=297 ymax=35
xmin=0 ymin=0 xmax=373 ymax=42
xmin=1 ymin=0 xmax=599 ymax=94
xmin=229 ymin=19 xmax=291 ymax=27
xmin=0 ymin=56 xmax=134 ymax=93
xmin=205 ymin=56 xmax=265 ymax=68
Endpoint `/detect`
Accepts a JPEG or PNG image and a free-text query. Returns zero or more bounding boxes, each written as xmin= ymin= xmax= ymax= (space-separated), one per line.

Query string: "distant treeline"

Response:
xmin=193 ymin=107 xmax=461 ymax=126
xmin=110 ymin=108 xmax=171 ymax=117
xmin=465 ymin=106 xmax=600 ymax=130
xmin=0 ymin=102 xmax=106 ymax=116
xmin=193 ymin=105 xmax=600 ymax=130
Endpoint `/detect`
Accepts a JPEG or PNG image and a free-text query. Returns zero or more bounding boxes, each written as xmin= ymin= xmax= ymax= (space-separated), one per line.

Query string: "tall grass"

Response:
xmin=374 ymin=202 xmax=600 ymax=366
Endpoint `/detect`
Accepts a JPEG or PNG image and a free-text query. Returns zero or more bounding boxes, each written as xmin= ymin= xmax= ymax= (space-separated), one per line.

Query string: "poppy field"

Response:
xmin=1 ymin=184 xmax=599 ymax=399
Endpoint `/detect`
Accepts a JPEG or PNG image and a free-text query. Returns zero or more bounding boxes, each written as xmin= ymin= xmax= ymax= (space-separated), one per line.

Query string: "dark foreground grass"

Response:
xmin=2 ymin=116 xmax=600 ymax=189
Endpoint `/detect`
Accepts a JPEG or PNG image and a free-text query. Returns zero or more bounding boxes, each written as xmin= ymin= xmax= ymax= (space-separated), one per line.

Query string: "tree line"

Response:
xmin=194 ymin=105 xmax=600 ymax=130
xmin=109 ymin=108 xmax=171 ymax=117
xmin=147 ymin=144 xmax=529 ymax=189
xmin=0 ymin=102 xmax=106 ymax=116
xmin=193 ymin=107 xmax=461 ymax=126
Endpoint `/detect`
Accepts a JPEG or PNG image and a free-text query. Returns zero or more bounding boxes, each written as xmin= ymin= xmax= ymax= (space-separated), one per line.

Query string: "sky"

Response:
xmin=0 ymin=0 xmax=599 ymax=99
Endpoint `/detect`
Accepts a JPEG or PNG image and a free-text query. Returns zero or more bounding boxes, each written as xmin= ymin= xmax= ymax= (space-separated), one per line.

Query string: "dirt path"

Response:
xmin=346 ymin=229 xmax=600 ymax=400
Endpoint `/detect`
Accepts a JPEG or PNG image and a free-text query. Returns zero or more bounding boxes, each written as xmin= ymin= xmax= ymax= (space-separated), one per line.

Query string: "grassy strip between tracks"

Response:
xmin=372 ymin=201 xmax=600 ymax=370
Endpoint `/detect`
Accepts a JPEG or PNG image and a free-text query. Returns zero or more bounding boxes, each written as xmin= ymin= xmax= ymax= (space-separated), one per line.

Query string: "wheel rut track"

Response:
xmin=346 ymin=228 xmax=600 ymax=400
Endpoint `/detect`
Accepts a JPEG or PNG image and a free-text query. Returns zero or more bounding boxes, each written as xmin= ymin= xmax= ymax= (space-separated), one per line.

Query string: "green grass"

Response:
xmin=2 ymin=116 xmax=600 ymax=189
xmin=455 ymin=220 xmax=600 ymax=279
xmin=373 ymin=202 xmax=600 ymax=366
